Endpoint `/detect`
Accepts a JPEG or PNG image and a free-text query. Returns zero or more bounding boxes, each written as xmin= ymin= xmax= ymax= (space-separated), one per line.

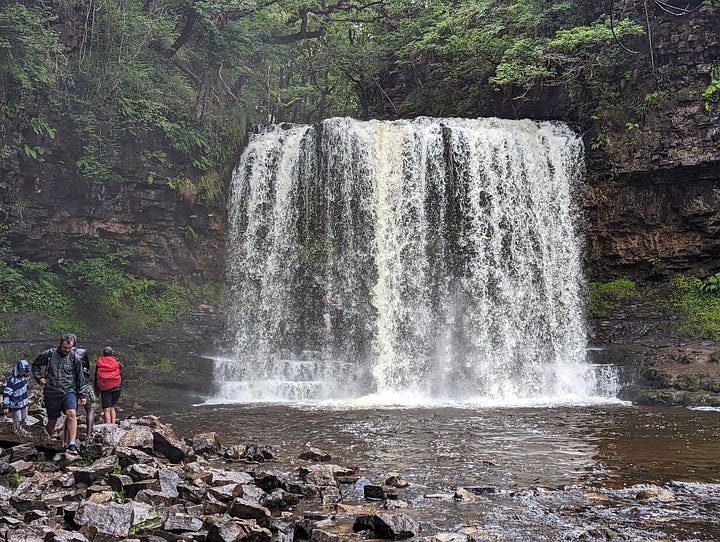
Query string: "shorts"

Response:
xmin=100 ymin=388 xmax=121 ymax=409
xmin=10 ymin=407 xmax=28 ymax=422
xmin=44 ymin=393 xmax=78 ymax=419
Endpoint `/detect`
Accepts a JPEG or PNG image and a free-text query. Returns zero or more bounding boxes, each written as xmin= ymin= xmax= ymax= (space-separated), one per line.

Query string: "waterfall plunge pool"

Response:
xmin=148 ymin=401 xmax=720 ymax=540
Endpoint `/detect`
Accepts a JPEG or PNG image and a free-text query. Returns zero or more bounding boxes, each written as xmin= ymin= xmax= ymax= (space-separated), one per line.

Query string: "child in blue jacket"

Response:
xmin=3 ymin=359 xmax=32 ymax=438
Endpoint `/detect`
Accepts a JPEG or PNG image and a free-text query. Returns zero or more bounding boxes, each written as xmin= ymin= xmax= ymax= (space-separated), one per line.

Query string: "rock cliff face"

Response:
xmin=580 ymin=4 xmax=720 ymax=282
xmin=582 ymin=164 xmax=720 ymax=281
xmin=0 ymin=122 xmax=225 ymax=282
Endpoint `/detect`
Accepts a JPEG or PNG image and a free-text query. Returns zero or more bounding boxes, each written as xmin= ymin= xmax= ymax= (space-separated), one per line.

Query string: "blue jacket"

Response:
xmin=3 ymin=360 xmax=30 ymax=410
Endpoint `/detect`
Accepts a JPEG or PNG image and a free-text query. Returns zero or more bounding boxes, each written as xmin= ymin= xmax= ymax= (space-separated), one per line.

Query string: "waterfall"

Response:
xmin=215 ymin=117 xmax=613 ymax=404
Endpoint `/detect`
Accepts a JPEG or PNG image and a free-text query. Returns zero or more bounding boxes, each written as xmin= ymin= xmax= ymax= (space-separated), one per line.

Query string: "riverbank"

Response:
xmin=588 ymin=298 xmax=720 ymax=407
xmin=0 ymin=406 xmax=718 ymax=541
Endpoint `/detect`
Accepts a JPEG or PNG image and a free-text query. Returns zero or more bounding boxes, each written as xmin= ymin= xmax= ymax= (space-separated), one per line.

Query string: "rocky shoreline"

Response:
xmin=0 ymin=406 xmax=718 ymax=541
xmin=588 ymin=302 xmax=720 ymax=407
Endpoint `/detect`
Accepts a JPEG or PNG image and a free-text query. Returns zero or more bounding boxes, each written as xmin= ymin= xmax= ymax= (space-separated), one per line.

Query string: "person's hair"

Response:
xmin=103 ymin=346 xmax=114 ymax=356
xmin=61 ymin=333 xmax=77 ymax=346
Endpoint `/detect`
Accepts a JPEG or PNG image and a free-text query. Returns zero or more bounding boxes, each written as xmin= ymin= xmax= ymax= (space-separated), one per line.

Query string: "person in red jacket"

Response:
xmin=94 ymin=346 xmax=122 ymax=424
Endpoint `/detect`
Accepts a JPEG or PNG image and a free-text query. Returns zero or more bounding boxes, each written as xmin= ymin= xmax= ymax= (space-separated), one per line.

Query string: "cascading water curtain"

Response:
xmin=217 ymin=117 xmax=605 ymax=403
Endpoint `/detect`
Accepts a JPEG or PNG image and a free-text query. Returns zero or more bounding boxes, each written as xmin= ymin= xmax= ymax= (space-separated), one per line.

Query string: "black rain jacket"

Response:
xmin=31 ymin=348 xmax=88 ymax=399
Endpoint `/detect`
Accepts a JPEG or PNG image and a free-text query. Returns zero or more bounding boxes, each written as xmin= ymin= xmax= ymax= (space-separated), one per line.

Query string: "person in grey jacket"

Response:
xmin=31 ymin=333 xmax=88 ymax=454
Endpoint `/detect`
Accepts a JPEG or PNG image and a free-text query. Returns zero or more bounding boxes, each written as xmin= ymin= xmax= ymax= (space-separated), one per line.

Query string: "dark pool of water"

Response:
xmin=142 ymin=402 xmax=720 ymax=540
xmin=156 ymin=403 xmax=719 ymax=489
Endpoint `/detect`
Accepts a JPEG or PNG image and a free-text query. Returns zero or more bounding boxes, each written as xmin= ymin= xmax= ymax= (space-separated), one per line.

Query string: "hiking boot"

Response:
xmin=66 ymin=443 xmax=78 ymax=455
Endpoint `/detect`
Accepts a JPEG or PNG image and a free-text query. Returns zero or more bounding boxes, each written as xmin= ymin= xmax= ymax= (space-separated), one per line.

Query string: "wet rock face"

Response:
xmin=582 ymin=166 xmax=720 ymax=281
xmin=588 ymin=296 xmax=720 ymax=406
xmin=579 ymin=6 xmax=720 ymax=282
xmin=0 ymin=124 xmax=225 ymax=282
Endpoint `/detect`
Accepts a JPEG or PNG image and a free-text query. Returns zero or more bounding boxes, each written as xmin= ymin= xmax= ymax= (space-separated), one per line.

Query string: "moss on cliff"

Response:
xmin=668 ymin=275 xmax=720 ymax=341
xmin=588 ymin=278 xmax=640 ymax=317
xmin=0 ymin=250 xmax=224 ymax=340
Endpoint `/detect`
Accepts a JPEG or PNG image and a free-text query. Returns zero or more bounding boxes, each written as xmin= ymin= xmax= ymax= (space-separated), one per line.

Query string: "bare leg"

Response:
xmin=16 ymin=421 xmax=31 ymax=438
xmin=85 ymin=405 xmax=95 ymax=439
xmin=103 ymin=407 xmax=112 ymax=423
xmin=109 ymin=406 xmax=116 ymax=424
xmin=65 ymin=409 xmax=78 ymax=443
xmin=46 ymin=417 xmax=58 ymax=438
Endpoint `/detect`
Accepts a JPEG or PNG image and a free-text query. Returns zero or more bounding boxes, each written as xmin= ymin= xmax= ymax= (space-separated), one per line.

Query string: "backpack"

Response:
xmin=96 ymin=356 xmax=121 ymax=391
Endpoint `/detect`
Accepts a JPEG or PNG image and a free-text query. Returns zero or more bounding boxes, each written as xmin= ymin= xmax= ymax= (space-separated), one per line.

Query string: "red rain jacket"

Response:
xmin=95 ymin=356 xmax=122 ymax=391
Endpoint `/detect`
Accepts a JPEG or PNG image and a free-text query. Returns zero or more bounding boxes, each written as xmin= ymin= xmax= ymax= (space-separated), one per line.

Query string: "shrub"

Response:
xmin=668 ymin=275 xmax=720 ymax=341
xmin=587 ymin=278 xmax=639 ymax=317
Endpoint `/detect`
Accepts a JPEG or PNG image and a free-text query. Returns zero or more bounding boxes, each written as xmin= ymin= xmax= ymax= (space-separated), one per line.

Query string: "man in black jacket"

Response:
xmin=31 ymin=333 xmax=88 ymax=455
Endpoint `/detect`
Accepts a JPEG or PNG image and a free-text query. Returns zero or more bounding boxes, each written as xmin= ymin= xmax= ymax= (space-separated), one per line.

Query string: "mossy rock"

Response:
xmin=708 ymin=380 xmax=720 ymax=393
xmin=681 ymin=391 xmax=720 ymax=407
xmin=635 ymin=389 xmax=685 ymax=406
xmin=673 ymin=373 xmax=703 ymax=391
xmin=710 ymin=350 xmax=720 ymax=364
xmin=640 ymin=367 xmax=674 ymax=388
xmin=587 ymin=278 xmax=639 ymax=317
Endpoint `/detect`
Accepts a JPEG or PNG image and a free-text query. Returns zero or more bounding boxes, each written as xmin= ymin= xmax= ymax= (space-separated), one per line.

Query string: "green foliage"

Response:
xmin=196 ymin=173 xmax=224 ymax=206
xmin=685 ymin=195 xmax=712 ymax=212
xmin=0 ymin=224 xmax=9 ymax=257
xmin=0 ymin=3 xmax=67 ymax=94
xmin=77 ymin=154 xmax=123 ymax=183
xmin=589 ymin=131 xmax=606 ymax=150
xmin=29 ymin=116 xmax=56 ymax=138
xmin=550 ymin=17 xmax=643 ymax=53
xmin=3 ymin=472 xmax=20 ymax=489
xmin=669 ymin=275 xmax=720 ymax=341
xmin=179 ymin=225 xmax=199 ymax=242
xmin=0 ymin=238 xmax=219 ymax=339
xmin=119 ymin=98 xmax=210 ymax=160
xmin=60 ymin=242 xmax=193 ymax=335
xmin=74 ymin=455 xmax=96 ymax=467
xmin=703 ymin=78 xmax=720 ymax=110
xmin=0 ymin=260 xmax=81 ymax=336
xmin=587 ymin=278 xmax=639 ymax=317
xmin=382 ymin=1 xmax=646 ymax=119
xmin=702 ymin=60 xmax=720 ymax=111
xmin=167 ymin=176 xmax=198 ymax=202
xmin=490 ymin=38 xmax=553 ymax=88
xmin=697 ymin=272 xmax=720 ymax=293
xmin=0 ymin=0 xmax=660 ymax=198
xmin=129 ymin=515 xmax=162 ymax=534
xmin=633 ymin=90 xmax=670 ymax=116
xmin=131 ymin=352 xmax=173 ymax=373
xmin=19 ymin=140 xmax=47 ymax=162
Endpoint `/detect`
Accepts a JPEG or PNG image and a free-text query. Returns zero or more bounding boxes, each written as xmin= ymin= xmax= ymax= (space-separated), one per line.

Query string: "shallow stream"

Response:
xmin=146 ymin=402 xmax=720 ymax=540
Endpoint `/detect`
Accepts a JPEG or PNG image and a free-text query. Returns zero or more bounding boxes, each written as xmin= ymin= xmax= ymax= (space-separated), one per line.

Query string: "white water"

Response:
xmin=215 ymin=117 xmax=619 ymax=405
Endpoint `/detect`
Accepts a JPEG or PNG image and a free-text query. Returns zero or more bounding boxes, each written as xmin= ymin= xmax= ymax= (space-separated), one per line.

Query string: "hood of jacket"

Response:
xmin=13 ymin=359 xmax=29 ymax=377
